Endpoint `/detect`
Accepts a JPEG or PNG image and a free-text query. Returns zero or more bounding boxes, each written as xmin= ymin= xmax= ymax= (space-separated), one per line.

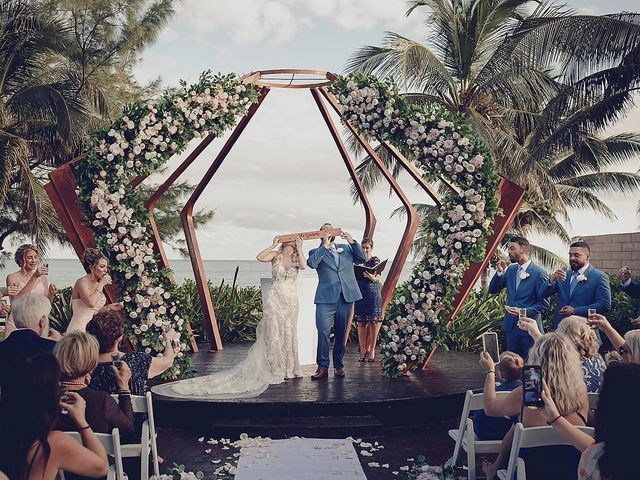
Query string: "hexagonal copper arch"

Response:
xmin=44 ymin=68 xmax=524 ymax=354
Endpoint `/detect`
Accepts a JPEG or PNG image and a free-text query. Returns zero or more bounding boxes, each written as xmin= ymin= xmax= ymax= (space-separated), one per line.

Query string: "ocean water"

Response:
xmin=0 ymin=258 xmax=417 ymax=289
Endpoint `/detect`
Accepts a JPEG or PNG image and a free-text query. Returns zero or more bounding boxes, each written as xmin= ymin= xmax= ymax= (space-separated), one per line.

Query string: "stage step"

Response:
xmin=207 ymin=415 xmax=385 ymax=438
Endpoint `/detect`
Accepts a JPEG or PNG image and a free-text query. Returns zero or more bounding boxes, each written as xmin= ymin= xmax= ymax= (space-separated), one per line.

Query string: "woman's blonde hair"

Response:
xmin=528 ymin=333 xmax=586 ymax=415
xmin=556 ymin=315 xmax=599 ymax=359
xmin=623 ymin=330 xmax=640 ymax=364
xmin=498 ymin=351 xmax=524 ymax=382
xmin=53 ymin=331 xmax=99 ymax=380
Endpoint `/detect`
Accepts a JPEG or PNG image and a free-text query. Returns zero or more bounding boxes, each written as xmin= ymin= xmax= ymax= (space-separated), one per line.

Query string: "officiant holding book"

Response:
xmin=354 ymin=239 xmax=385 ymax=362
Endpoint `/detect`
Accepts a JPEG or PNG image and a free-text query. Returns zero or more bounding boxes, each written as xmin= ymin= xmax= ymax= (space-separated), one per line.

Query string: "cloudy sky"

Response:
xmin=53 ymin=0 xmax=640 ymax=261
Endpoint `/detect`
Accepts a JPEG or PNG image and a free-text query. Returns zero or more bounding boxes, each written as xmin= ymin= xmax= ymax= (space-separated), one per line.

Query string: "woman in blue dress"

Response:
xmin=354 ymin=239 xmax=383 ymax=362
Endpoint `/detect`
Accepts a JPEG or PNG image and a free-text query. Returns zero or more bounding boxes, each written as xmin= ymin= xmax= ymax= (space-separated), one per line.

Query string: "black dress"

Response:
xmin=89 ymin=351 xmax=152 ymax=395
xmin=354 ymin=256 xmax=383 ymax=323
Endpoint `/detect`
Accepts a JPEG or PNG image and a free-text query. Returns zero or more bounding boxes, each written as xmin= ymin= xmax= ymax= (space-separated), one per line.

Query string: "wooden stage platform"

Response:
xmin=151 ymin=343 xmax=484 ymax=438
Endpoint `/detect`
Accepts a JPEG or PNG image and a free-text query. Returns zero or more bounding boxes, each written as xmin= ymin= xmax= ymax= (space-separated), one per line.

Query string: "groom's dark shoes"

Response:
xmin=334 ymin=368 xmax=345 ymax=378
xmin=311 ymin=369 xmax=328 ymax=380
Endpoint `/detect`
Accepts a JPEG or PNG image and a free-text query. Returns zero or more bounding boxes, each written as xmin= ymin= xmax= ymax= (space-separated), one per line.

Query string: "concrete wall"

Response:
xmin=581 ymin=232 xmax=640 ymax=274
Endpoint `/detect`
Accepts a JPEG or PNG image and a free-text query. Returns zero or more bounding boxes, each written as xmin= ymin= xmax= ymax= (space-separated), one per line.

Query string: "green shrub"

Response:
xmin=49 ymin=286 xmax=72 ymax=332
xmin=438 ymin=289 xmax=506 ymax=352
xmin=176 ymin=267 xmax=263 ymax=343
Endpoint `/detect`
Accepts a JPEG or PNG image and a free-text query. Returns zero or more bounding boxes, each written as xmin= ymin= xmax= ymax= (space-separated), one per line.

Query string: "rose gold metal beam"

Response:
xmin=422 ymin=177 xmax=525 ymax=369
xmin=318 ymin=87 xmax=420 ymax=313
xmin=380 ymin=141 xmax=443 ymax=207
xmin=310 ymin=89 xmax=377 ymax=241
xmin=180 ymin=87 xmax=271 ymax=350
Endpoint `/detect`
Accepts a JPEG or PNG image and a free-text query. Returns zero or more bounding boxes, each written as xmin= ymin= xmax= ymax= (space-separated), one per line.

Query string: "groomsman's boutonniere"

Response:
xmin=519 ymin=270 xmax=530 ymax=280
xmin=577 ymin=274 xmax=588 ymax=283
xmin=336 ymin=247 xmax=344 ymax=253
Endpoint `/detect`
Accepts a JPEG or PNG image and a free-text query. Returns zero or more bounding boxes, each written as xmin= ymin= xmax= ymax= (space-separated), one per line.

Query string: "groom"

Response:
xmin=307 ymin=223 xmax=366 ymax=380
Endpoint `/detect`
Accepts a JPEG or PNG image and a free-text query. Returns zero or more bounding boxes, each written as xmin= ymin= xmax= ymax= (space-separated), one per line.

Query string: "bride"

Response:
xmin=154 ymin=235 xmax=306 ymax=399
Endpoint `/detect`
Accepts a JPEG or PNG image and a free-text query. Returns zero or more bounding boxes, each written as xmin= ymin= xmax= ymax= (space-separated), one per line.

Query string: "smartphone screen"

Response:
xmin=523 ymin=365 xmax=544 ymax=407
xmin=482 ymin=332 xmax=500 ymax=364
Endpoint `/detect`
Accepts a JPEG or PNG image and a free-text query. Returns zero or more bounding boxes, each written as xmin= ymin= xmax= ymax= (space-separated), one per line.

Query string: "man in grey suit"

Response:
xmin=307 ymin=223 xmax=366 ymax=380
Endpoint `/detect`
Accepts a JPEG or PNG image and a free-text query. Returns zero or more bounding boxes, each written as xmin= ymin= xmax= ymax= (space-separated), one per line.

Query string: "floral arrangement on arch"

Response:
xmin=75 ymin=72 xmax=260 ymax=378
xmin=330 ymin=72 xmax=500 ymax=378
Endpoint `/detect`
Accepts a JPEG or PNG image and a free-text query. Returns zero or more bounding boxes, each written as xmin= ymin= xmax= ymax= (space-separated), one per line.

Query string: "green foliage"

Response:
xmin=0 ymin=0 xmax=178 ymax=252
xmin=437 ymin=289 xmax=506 ymax=353
xmin=175 ymin=272 xmax=263 ymax=344
xmin=49 ymin=285 xmax=72 ymax=332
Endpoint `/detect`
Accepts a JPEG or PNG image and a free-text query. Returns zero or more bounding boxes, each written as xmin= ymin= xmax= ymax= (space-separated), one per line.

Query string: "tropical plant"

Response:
xmin=437 ymin=289 xmax=505 ymax=352
xmin=0 ymin=0 xmax=177 ymax=252
xmin=345 ymin=1 xmax=640 ymax=267
xmin=176 ymin=272 xmax=263 ymax=344
xmin=49 ymin=286 xmax=73 ymax=332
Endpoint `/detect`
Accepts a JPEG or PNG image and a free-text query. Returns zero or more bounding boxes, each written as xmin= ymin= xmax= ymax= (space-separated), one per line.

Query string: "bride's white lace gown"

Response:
xmin=154 ymin=262 xmax=302 ymax=399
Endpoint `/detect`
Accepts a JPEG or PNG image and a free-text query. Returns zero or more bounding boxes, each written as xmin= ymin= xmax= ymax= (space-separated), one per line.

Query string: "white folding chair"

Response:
xmin=497 ymin=422 xmax=595 ymax=480
xmin=112 ymin=392 xmax=159 ymax=479
xmin=64 ymin=427 xmax=125 ymax=480
xmin=448 ymin=389 xmax=511 ymax=480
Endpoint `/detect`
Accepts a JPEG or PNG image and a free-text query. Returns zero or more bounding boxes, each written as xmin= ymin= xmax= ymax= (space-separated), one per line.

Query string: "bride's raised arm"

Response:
xmin=295 ymin=237 xmax=307 ymax=270
xmin=256 ymin=236 xmax=281 ymax=263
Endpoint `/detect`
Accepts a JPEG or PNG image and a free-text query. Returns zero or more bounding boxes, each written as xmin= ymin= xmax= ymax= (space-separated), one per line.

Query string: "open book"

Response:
xmin=354 ymin=259 xmax=388 ymax=281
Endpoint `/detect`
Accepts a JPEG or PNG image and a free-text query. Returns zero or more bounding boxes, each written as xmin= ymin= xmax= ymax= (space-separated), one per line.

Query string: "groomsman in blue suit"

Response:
xmin=488 ymin=236 xmax=548 ymax=359
xmin=307 ymin=223 xmax=366 ymax=380
xmin=543 ymin=241 xmax=611 ymax=330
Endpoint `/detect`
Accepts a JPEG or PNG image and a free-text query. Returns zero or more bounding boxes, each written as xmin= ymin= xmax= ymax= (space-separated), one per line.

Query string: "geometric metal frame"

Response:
xmin=44 ymin=68 xmax=524 ymax=354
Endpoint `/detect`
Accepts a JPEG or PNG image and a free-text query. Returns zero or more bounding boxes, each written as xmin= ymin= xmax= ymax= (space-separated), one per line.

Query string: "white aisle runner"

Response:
xmin=234 ymin=437 xmax=368 ymax=480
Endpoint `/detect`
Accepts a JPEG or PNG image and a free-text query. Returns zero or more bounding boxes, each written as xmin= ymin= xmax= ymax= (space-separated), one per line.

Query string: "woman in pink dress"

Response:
xmin=67 ymin=248 xmax=111 ymax=333
xmin=5 ymin=244 xmax=57 ymax=336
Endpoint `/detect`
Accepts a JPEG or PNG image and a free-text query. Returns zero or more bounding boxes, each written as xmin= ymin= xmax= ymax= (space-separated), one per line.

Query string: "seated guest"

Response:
xmin=557 ymin=316 xmax=606 ymax=392
xmin=53 ymin=331 xmax=134 ymax=437
xmin=541 ymin=362 xmax=640 ymax=480
xmin=87 ymin=310 xmax=178 ymax=395
xmin=519 ymin=316 xmax=606 ymax=392
xmin=587 ymin=314 xmax=640 ymax=363
xmin=0 ymin=354 xmax=108 ymax=479
xmin=481 ymin=333 xmax=589 ymax=480
xmin=0 ymin=294 xmax=59 ymax=387
xmin=472 ymin=351 xmax=523 ymax=440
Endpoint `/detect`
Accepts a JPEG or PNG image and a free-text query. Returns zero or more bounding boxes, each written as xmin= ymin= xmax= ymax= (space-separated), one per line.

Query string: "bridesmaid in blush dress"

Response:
xmin=67 ymin=248 xmax=111 ymax=333
xmin=5 ymin=244 xmax=57 ymax=337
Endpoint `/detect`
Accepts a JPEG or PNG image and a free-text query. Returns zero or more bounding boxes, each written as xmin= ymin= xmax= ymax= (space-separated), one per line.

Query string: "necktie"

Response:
xmin=330 ymin=247 xmax=339 ymax=264
xmin=570 ymin=272 xmax=578 ymax=295
xmin=515 ymin=267 xmax=522 ymax=290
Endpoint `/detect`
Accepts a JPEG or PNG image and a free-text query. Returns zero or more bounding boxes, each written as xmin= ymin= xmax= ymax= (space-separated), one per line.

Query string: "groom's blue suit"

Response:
xmin=307 ymin=242 xmax=366 ymax=370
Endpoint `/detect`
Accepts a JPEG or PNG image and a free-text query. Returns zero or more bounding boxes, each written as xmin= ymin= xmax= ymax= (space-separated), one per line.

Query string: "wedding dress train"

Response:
xmin=153 ymin=262 xmax=302 ymax=399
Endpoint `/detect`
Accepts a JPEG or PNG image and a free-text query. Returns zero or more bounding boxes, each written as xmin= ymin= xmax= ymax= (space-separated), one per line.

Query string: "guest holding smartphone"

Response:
xmin=5 ymin=244 xmax=57 ymax=337
xmin=480 ymin=333 xmax=588 ymax=480
xmin=354 ymin=239 xmax=384 ymax=362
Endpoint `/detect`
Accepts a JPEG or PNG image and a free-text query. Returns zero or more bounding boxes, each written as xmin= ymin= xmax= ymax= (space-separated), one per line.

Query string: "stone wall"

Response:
xmin=581 ymin=232 xmax=640 ymax=274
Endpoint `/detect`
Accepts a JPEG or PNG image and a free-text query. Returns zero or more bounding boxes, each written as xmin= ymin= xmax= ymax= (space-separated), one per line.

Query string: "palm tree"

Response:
xmin=344 ymin=0 xmax=640 ymax=269
xmin=0 ymin=0 xmax=176 ymax=252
